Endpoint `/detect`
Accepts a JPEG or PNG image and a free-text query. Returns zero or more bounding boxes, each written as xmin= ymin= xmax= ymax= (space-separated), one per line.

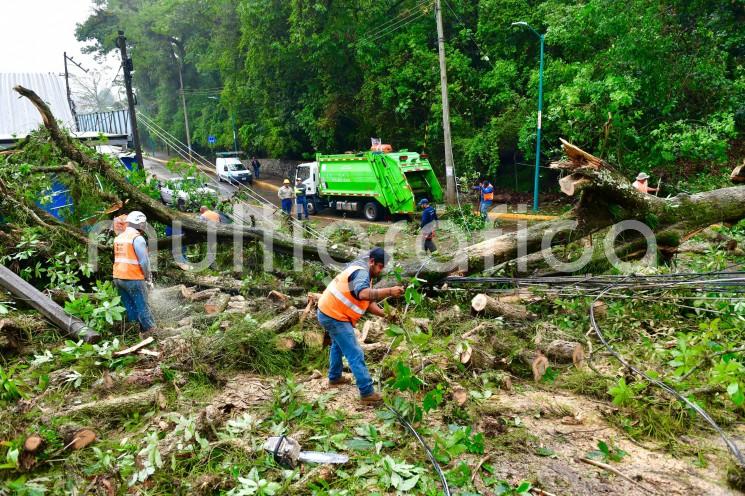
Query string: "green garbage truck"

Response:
xmin=294 ymin=150 xmax=443 ymax=221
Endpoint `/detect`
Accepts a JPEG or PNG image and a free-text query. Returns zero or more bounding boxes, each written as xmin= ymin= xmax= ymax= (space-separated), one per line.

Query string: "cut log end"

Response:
xmin=531 ymin=354 xmax=549 ymax=382
xmin=69 ymin=429 xmax=97 ymax=450
xmin=23 ymin=435 xmax=44 ymax=453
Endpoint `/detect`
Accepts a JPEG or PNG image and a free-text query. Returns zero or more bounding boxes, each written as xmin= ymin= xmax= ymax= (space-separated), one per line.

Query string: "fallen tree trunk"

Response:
xmin=14 ymin=85 xmax=356 ymax=264
xmin=428 ymin=140 xmax=745 ymax=278
xmin=0 ymin=265 xmax=99 ymax=343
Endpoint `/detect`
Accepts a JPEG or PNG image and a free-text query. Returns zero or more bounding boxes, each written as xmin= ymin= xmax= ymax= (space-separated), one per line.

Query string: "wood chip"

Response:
xmin=114 ymin=336 xmax=154 ymax=356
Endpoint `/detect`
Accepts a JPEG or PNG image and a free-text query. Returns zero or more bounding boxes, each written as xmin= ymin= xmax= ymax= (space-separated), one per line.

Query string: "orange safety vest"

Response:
xmin=318 ymin=266 xmax=371 ymax=325
xmin=113 ymin=227 xmax=145 ymax=280
xmin=482 ymin=188 xmax=494 ymax=202
xmin=201 ymin=210 xmax=221 ymax=223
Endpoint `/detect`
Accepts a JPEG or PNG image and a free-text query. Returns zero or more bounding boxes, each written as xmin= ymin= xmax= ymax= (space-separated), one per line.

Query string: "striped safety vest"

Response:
xmin=201 ymin=210 xmax=221 ymax=223
xmin=318 ymin=266 xmax=371 ymax=325
xmin=113 ymin=227 xmax=145 ymax=280
xmin=482 ymin=187 xmax=494 ymax=202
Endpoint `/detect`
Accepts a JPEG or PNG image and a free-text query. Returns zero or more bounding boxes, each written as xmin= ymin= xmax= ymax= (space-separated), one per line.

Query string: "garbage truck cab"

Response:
xmin=295 ymin=161 xmax=319 ymax=214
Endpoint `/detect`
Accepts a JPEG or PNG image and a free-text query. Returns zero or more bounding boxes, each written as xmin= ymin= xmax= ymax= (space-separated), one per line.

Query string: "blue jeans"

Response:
xmin=480 ymin=200 xmax=493 ymax=218
xmin=281 ymin=198 xmax=293 ymax=215
xmin=254 ymin=167 xmax=260 ymax=179
xmin=114 ymin=279 xmax=155 ymax=331
xmin=296 ymin=197 xmax=308 ymax=219
xmin=317 ymin=310 xmax=374 ymax=397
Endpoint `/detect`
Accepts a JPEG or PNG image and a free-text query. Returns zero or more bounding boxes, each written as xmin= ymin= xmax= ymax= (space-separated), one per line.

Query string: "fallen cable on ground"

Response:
xmin=589 ymin=283 xmax=745 ymax=469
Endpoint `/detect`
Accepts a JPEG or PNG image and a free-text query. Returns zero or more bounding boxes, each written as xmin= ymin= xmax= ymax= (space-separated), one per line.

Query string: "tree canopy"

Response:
xmin=77 ymin=0 xmax=744 ymax=182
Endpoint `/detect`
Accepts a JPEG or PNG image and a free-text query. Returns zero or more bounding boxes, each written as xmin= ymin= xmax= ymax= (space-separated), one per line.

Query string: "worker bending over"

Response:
xmin=199 ymin=205 xmax=221 ymax=223
xmin=278 ymin=179 xmax=294 ymax=215
xmin=418 ymin=198 xmax=438 ymax=253
xmin=317 ymin=248 xmax=404 ymax=405
xmin=632 ymin=172 xmax=658 ymax=194
xmin=113 ymin=211 xmax=157 ymax=335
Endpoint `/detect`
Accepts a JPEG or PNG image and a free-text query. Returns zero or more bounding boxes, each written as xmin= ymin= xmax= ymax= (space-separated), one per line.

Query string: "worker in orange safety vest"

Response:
xmin=317 ymin=248 xmax=404 ymax=405
xmin=113 ymin=211 xmax=156 ymax=335
xmin=199 ymin=205 xmax=221 ymax=223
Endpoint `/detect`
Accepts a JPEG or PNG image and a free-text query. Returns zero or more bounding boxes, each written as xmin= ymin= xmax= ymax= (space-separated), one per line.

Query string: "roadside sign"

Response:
xmin=208 ymin=135 xmax=216 ymax=144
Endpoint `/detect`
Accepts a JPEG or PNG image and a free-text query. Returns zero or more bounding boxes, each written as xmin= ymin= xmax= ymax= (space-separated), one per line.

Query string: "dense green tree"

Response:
xmin=77 ymin=0 xmax=744 ymax=186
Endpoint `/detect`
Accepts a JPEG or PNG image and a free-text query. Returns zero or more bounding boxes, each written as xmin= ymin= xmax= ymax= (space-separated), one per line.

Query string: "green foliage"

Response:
xmin=0 ymin=366 xmax=27 ymax=403
xmin=75 ymin=0 xmax=744 ymax=179
xmin=587 ymin=440 xmax=628 ymax=463
xmin=389 ymin=360 xmax=423 ymax=393
xmin=63 ymin=281 xmax=125 ymax=333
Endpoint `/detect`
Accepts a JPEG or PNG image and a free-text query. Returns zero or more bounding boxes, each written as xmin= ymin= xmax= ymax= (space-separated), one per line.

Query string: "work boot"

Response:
xmin=359 ymin=391 xmax=383 ymax=406
xmin=329 ymin=376 xmax=352 ymax=386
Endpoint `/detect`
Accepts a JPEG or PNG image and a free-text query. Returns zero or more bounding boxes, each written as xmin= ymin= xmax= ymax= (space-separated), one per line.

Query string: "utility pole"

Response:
xmin=435 ymin=0 xmax=456 ymax=205
xmin=116 ymin=31 xmax=144 ymax=170
xmin=63 ymin=52 xmax=88 ymax=131
xmin=172 ymin=43 xmax=192 ymax=163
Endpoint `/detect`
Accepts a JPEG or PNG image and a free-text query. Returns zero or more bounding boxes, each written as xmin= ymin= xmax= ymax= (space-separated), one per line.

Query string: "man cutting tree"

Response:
xmin=317 ymin=248 xmax=404 ymax=405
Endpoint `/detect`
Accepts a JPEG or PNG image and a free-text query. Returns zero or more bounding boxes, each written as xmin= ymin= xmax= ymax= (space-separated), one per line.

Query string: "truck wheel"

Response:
xmin=307 ymin=200 xmax=316 ymax=215
xmin=363 ymin=201 xmax=381 ymax=221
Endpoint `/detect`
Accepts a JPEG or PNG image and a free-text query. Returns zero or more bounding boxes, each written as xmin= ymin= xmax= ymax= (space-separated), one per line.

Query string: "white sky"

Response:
xmin=1 ymin=0 xmax=107 ymax=74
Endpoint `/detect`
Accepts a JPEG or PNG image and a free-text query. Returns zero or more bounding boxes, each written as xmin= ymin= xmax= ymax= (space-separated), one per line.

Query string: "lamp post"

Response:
xmin=208 ymin=96 xmax=238 ymax=153
xmin=511 ymin=21 xmax=544 ymax=212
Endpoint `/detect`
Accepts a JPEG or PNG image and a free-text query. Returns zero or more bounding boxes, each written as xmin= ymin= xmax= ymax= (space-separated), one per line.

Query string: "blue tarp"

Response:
xmin=36 ymin=180 xmax=73 ymax=220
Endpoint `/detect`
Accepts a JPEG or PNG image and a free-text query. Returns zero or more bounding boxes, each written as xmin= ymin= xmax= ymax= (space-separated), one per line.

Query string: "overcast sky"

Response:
xmin=1 ymin=0 xmax=107 ymax=74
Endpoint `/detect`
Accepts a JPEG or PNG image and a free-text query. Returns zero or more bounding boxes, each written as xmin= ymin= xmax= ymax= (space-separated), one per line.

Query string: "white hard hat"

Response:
xmin=636 ymin=172 xmax=650 ymax=181
xmin=126 ymin=211 xmax=147 ymax=225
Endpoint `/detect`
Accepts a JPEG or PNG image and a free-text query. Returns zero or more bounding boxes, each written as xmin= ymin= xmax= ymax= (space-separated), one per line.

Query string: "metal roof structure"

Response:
xmin=0 ymin=72 xmax=75 ymax=139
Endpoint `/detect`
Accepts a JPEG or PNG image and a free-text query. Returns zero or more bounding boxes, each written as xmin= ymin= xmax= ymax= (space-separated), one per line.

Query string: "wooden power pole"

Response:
xmin=116 ymin=31 xmax=144 ymax=169
xmin=435 ymin=0 xmax=456 ymax=205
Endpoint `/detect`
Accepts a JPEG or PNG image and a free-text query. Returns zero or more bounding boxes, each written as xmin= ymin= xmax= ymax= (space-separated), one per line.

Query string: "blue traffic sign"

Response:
xmin=208 ymin=135 xmax=216 ymax=144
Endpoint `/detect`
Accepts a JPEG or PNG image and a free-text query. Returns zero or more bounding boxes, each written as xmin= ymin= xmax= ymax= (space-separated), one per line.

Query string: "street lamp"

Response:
xmin=511 ymin=21 xmax=545 ymax=212
xmin=208 ymin=96 xmax=238 ymax=153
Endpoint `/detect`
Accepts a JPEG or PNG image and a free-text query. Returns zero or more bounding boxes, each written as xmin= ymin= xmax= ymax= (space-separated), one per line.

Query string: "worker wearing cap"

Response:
xmin=632 ymin=172 xmax=658 ymax=194
xmin=317 ymin=248 xmax=405 ymax=405
xmin=199 ymin=205 xmax=221 ymax=223
xmin=278 ymin=178 xmax=295 ymax=216
xmin=113 ymin=211 xmax=156 ymax=335
xmin=295 ymin=177 xmax=309 ymax=220
xmin=418 ymin=198 xmax=438 ymax=253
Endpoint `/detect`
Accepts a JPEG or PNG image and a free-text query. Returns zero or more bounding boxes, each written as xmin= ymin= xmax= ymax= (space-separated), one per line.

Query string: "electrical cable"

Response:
xmin=137 ymin=111 xmax=329 ymax=243
xmin=358 ymin=0 xmax=430 ymax=39
xmin=372 ymin=256 xmax=451 ymax=496
xmin=137 ymin=112 xmax=329 ymax=243
xmin=358 ymin=11 xmax=428 ymax=46
xmin=589 ymin=283 xmax=745 ymax=469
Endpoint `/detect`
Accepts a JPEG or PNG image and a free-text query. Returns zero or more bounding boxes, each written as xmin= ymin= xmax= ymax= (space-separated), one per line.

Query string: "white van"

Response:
xmin=216 ymin=154 xmax=252 ymax=185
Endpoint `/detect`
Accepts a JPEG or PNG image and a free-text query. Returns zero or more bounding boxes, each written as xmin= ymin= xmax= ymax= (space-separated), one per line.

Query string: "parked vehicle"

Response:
xmin=295 ymin=149 xmax=443 ymax=221
xmin=159 ymin=177 xmax=218 ymax=209
xmin=216 ymin=152 xmax=252 ymax=185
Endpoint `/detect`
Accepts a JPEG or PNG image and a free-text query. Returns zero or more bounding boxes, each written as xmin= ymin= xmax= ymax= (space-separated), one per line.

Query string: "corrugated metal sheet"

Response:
xmin=0 ymin=73 xmax=75 ymax=138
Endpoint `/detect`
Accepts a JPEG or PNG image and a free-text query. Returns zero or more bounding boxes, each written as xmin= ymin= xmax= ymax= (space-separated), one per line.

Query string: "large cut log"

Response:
xmin=66 ymin=385 xmax=165 ymax=417
xmin=471 ymin=293 xmax=535 ymax=320
xmin=259 ymin=307 xmax=300 ymax=333
xmin=538 ymin=340 xmax=585 ymax=365
xmin=0 ymin=265 xmax=99 ymax=343
xmin=13 ymin=85 xmax=357 ymax=263
xmin=204 ymin=293 xmax=230 ymax=315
